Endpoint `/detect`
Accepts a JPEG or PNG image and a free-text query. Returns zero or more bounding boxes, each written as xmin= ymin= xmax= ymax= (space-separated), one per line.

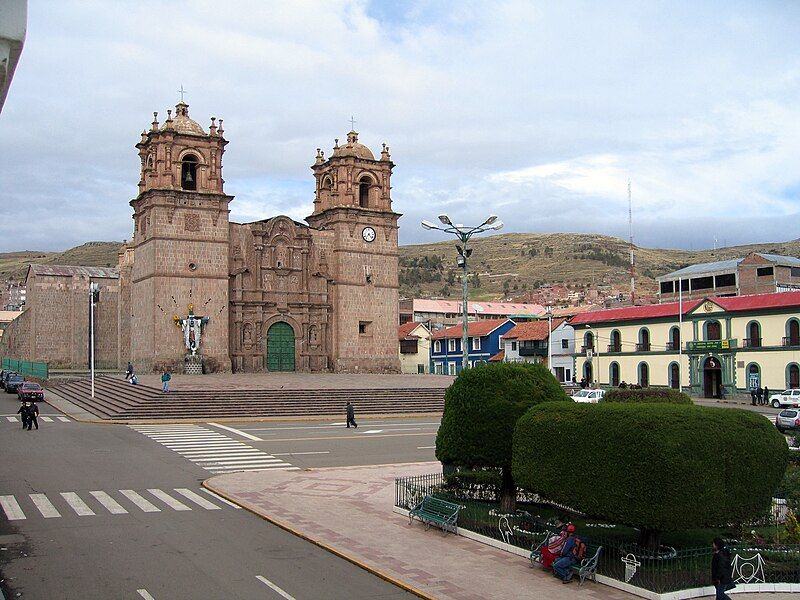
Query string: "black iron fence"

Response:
xmin=395 ymin=473 xmax=800 ymax=593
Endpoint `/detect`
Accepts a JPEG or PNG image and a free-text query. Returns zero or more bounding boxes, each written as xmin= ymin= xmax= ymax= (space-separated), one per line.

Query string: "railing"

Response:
xmin=518 ymin=344 xmax=547 ymax=357
xmin=783 ymin=337 xmax=800 ymax=347
xmin=1 ymin=358 xmax=48 ymax=380
xmin=395 ymin=472 xmax=444 ymax=510
xmin=665 ymin=341 xmax=679 ymax=351
xmin=636 ymin=342 xmax=651 ymax=352
xmin=606 ymin=344 xmax=621 ymax=353
xmin=743 ymin=337 xmax=762 ymax=348
xmin=580 ymin=345 xmax=594 ymax=353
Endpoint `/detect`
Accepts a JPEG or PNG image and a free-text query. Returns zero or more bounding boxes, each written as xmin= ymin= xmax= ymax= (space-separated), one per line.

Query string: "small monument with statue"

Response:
xmin=173 ymin=304 xmax=209 ymax=374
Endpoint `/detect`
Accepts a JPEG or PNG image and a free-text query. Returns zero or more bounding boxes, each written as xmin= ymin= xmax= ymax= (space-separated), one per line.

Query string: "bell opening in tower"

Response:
xmin=358 ymin=177 xmax=370 ymax=208
xmin=181 ymin=154 xmax=198 ymax=191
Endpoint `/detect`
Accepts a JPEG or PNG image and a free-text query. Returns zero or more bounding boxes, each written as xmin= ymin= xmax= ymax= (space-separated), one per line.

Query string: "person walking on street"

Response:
xmin=711 ymin=537 xmax=735 ymax=599
xmin=26 ymin=401 xmax=39 ymax=430
xmin=161 ymin=371 xmax=171 ymax=393
xmin=763 ymin=386 xmax=770 ymax=407
xmin=16 ymin=401 xmax=30 ymax=430
xmin=346 ymin=401 xmax=357 ymax=428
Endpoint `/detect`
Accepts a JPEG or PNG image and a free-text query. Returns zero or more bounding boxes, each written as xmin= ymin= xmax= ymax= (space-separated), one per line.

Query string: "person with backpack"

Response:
xmin=711 ymin=537 xmax=735 ymax=599
xmin=552 ymin=523 xmax=585 ymax=583
xmin=540 ymin=523 xmax=568 ymax=569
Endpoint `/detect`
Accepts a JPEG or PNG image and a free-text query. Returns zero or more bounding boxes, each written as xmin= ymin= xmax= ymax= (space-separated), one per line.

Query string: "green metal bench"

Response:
xmin=529 ymin=527 xmax=560 ymax=566
xmin=571 ymin=545 xmax=602 ymax=585
xmin=408 ymin=495 xmax=461 ymax=534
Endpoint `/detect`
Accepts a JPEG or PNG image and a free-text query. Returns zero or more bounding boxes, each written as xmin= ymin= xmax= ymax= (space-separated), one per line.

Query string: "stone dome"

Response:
xmin=161 ymin=102 xmax=206 ymax=136
xmin=332 ymin=130 xmax=375 ymax=160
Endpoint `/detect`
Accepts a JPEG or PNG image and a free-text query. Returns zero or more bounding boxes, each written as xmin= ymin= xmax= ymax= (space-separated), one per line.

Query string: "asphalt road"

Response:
xmin=0 ymin=402 xmax=430 ymax=599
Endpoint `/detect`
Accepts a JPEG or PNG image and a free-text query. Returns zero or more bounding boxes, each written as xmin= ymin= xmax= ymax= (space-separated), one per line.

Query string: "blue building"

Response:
xmin=430 ymin=318 xmax=515 ymax=375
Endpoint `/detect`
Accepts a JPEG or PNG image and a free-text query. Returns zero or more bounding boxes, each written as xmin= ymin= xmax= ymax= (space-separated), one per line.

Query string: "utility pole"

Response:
xmin=89 ymin=282 xmax=99 ymax=398
xmin=628 ymin=179 xmax=635 ymax=304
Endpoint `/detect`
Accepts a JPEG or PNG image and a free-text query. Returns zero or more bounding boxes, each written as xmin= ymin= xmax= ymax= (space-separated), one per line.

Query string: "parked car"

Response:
xmin=17 ymin=382 xmax=44 ymax=402
xmin=776 ymin=409 xmax=800 ymax=433
xmin=0 ymin=370 xmax=18 ymax=390
xmin=770 ymin=389 xmax=800 ymax=409
xmin=571 ymin=389 xmax=606 ymax=403
xmin=5 ymin=375 xmax=25 ymax=394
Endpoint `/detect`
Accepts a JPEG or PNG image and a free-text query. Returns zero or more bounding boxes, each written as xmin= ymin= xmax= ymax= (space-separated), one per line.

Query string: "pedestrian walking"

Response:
xmin=346 ymin=401 xmax=357 ymax=428
xmin=756 ymin=386 xmax=764 ymax=405
xmin=750 ymin=387 xmax=758 ymax=406
xmin=27 ymin=401 xmax=39 ymax=430
xmin=763 ymin=386 xmax=770 ymax=407
xmin=161 ymin=371 xmax=171 ymax=393
xmin=16 ymin=401 xmax=30 ymax=430
xmin=125 ymin=361 xmax=134 ymax=380
xmin=711 ymin=537 xmax=735 ymax=600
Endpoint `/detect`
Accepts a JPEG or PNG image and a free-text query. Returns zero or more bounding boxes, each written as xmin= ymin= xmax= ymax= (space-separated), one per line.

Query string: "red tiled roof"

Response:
xmin=413 ymin=299 xmax=544 ymax=316
xmin=705 ymin=291 xmax=800 ymax=312
xmin=570 ymin=300 xmax=703 ymax=325
xmin=504 ymin=318 xmax=566 ymax=341
xmin=489 ymin=349 xmax=505 ymax=362
xmin=398 ymin=322 xmax=426 ymax=340
xmin=432 ymin=318 xmax=512 ymax=340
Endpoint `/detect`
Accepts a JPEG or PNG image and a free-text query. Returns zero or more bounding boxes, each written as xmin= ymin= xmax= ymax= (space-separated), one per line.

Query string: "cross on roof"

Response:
xmin=177 ymin=85 xmax=188 ymax=103
xmin=349 ymin=115 xmax=356 ymax=130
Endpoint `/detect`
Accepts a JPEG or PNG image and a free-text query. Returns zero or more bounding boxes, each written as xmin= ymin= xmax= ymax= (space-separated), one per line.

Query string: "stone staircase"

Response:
xmin=48 ymin=376 xmax=446 ymax=420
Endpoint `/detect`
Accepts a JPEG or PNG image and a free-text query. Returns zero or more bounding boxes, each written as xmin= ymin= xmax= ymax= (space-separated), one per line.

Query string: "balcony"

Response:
xmin=519 ymin=342 xmax=548 ymax=357
xmin=783 ymin=337 xmax=800 ymax=347
xmin=665 ymin=341 xmax=680 ymax=351
xmin=743 ymin=338 xmax=762 ymax=348
xmin=580 ymin=345 xmax=594 ymax=354
xmin=606 ymin=344 xmax=621 ymax=353
xmin=636 ymin=343 xmax=651 ymax=352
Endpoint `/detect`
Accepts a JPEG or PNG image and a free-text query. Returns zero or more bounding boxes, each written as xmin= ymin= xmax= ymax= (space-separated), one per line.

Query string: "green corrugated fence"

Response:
xmin=1 ymin=358 xmax=48 ymax=380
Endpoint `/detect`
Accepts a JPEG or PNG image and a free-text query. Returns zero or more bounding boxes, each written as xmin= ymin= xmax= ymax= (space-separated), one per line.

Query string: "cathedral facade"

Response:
xmin=4 ymin=102 xmax=402 ymax=374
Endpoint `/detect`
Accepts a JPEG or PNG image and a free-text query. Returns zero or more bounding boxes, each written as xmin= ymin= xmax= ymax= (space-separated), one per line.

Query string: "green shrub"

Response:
xmin=436 ymin=362 xmax=569 ymax=511
xmin=775 ymin=465 xmax=800 ymax=512
xmin=603 ymin=388 xmax=692 ymax=404
xmin=512 ymin=403 xmax=788 ymax=544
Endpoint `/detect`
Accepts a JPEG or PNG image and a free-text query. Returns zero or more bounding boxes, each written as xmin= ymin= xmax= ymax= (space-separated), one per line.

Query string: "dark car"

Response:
xmin=0 ymin=370 xmax=18 ymax=390
xmin=5 ymin=375 xmax=25 ymax=394
xmin=17 ymin=382 xmax=44 ymax=402
xmin=776 ymin=409 xmax=800 ymax=434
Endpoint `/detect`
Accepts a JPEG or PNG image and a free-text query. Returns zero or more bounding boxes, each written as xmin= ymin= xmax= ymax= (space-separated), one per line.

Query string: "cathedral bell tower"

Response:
xmin=306 ymin=130 xmax=401 ymax=372
xmin=129 ymin=102 xmax=232 ymax=372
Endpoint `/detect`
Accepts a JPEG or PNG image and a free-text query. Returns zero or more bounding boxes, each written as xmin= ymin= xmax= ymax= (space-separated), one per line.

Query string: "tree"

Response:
xmin=436 ymin=362 xmax=569 ymax=513
xmin=513 ymin=403 xmax=789 ymax=549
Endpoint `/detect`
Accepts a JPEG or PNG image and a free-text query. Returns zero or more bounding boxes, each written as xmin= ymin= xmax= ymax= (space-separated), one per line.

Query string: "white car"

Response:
xmin=571 ymin=389 xmax=606 ymax=403
xmin=770 ymin=389 xmax=800 ymax=409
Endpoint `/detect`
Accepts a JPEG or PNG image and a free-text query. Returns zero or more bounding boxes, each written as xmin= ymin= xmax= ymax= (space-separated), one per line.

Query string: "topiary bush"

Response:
xmin=436 ymin=362 xmax=569 ymax=512
xmin=603 ymin=388 xmax=692 ymax=404
xmin=512 ymin=402 xmax=789 ymax=548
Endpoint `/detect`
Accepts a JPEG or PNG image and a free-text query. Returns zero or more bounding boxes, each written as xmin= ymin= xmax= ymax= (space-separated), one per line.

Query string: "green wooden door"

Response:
xmin=267 ymin=322 xmax=295 ymax=371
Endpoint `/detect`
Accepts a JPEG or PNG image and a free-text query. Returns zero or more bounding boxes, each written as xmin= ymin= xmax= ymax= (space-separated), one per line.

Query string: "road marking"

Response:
xmin=361 ymin=430 xmax=384 ymax=434
xmin=192 ymin=454 xmax=274 ymax=462
xmin=30 ymin=493 xmax=61 ymax=518
xmin=173 ymin=488 xmax=222 ymax=510
xmin=272 ymin=451 xmax=331 ymax=456
xmin=120 ymin=490 xmax=161 ymax=512
xmin=137 ymin=590 xmax=156 ymax=600
xmin=148 ymin=489 xmax=191 ymax=511
xmin=60 ymin=492 xmax=95 ymax=516
xmin=417 ymin=446 xmax=436 ymax=449
xmin=209 ymin=464 xmax=297 ymax=471
xmin=201 ymin=488 xmax=242 ymax=508
xmin=40 ymin=416 xmax=54 ymax=422
xmin=256 ymin=575 xmax=296 ymax=599
xmin=57 ymin=416 xmax=71 ymax=422
xmin=205 ymin=458 xmax=287 ymax=466
xmin=90 ymin=491 xmax=128 ymax=514
xmin=246 ymin=421 xmax=441 ymax=432
xmin=263 ymin=432 xmax=435 ymax=443
xmin=0 ymin=496 xmax=25 ymax=520
xmin=208 ymin=422 xmax=263 ymax=441
xmin=5 ymin=417 xmax=16 ymax=422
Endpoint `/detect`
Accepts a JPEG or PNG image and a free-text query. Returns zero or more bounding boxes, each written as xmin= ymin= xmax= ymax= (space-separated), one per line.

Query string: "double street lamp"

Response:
xmin=421 ymin=214 xmax=504 ymax=372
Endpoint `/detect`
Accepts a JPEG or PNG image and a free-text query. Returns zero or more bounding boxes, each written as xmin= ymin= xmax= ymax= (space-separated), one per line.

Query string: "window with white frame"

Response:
xmin=434 ymin=340 xmax=441 ymax=353
xmin=448 ymin=362 xmax=456 ymax=375
xmin=472 ymin=337 xmax=481 ymax=350
xmin=448 ymin=339 xmax=456 ymax=352
xmin=511 ymin=341 xmax=517 ymax=351
xmin=561 ymin=339 xmax=569 ymax=349
xmin=435 ymin=362 xmax=444 ymax=374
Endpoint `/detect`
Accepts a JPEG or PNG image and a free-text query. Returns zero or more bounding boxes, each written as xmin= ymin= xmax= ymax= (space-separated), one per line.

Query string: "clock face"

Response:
xmin=362 ymin=227 xmax=376 ymax=242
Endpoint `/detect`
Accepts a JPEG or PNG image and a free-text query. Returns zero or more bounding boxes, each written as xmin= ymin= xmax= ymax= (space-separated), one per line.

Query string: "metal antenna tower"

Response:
xmin=628 ymin=179 xmax=635 ymax=304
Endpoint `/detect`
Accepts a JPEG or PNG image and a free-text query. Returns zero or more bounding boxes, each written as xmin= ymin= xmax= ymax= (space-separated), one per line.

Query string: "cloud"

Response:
xmin=1 ymin=1 xmax=799 ymax=253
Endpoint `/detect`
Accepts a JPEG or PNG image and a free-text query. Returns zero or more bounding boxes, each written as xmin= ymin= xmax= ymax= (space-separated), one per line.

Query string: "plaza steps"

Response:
xmin=48 ymin=376 xmax=445 ymax=421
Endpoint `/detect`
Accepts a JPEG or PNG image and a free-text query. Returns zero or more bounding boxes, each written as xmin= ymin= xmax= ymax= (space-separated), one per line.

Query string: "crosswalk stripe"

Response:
xmin=179 ymin=448 xmax=264 ymax=455
xmin=0 ymin=495 xmax=26 ymax=520
xmin=201 ymin=488 xmax=242 ymax=508
xmin=60 ymin=492 xmax=95 ymax=516
xmin=191 ymin=453 xmax=269 ymax=461
xmin=148 ymin=489 xmax=191 ymax=511
xmin=30 ymin=493 xmax=61 ymax=518
xmin=173 ymin=488 xmax=221 ymax=510
xmin=40 ymin=416 xmax=54 ymax=422
xmin=6 ymin=416 xmax=17 ymax=422
xmin=90 ymin=491 xmax=128 ymax=514
xmin=57 ymin=416 xmax=71 ymax=422
xmin=120 ymin=489 xmax=160 ymax=512
xmin=201 ymin=457 xmax=285 ymax=465
xmin=209 ymin=463 xmax=293 ymax=470
xmin=164 ymin=442 xmax=249 ymax=448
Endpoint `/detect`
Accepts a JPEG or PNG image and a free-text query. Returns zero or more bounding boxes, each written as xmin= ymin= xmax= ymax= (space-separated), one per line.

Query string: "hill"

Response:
xmin=0 ymin=242 xmax=123 ymax=281
xmin=398 ymin=233 xmax=800 ymax=301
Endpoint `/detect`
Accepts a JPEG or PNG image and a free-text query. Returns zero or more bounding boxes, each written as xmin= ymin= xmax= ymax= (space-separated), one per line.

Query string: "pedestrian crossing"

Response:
xmin=129 ymin=424 xmax=298 ymax=474
xmin=3 ymin=415 xmax=71 ymax=424
xmin=0 ymin=487 xmax=238 ymax=521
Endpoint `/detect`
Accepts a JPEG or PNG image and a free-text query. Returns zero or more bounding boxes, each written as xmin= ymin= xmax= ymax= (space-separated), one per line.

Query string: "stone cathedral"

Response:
xmin=4 ymin=101 xmax=402 ymax=374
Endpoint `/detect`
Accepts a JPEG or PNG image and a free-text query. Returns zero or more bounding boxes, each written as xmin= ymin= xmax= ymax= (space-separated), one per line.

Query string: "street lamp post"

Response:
xmin=586 ymin=324 xmax=601 ymax=388
xmin=89 ymin=282 xmax=100 ymax=398
xmin=422 ymin=214 xmax=504 ymax=373
xmin=545 ymin=304 xmax=553 ymax=376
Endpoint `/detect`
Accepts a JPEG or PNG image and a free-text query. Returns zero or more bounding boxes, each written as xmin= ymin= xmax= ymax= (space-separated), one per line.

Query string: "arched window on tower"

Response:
xmin=358 ymin=176 xmax=371 ymax=208
xmin=181 ymin=154 xmax=198 ymax=191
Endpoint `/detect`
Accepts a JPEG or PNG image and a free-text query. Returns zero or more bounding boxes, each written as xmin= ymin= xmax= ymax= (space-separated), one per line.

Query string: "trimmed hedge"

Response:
xmin=435 ymin=362 xmax=569 ymax=468
xmin=512 ymin=403 xmax=789 ymax=532
xmin=603 ymin=388 xmax=692 ymax=404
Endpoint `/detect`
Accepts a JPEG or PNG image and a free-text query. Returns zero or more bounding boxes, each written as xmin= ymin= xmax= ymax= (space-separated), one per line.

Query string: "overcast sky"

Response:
xmin=1 ymin=1 xmax=799 ymax=253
